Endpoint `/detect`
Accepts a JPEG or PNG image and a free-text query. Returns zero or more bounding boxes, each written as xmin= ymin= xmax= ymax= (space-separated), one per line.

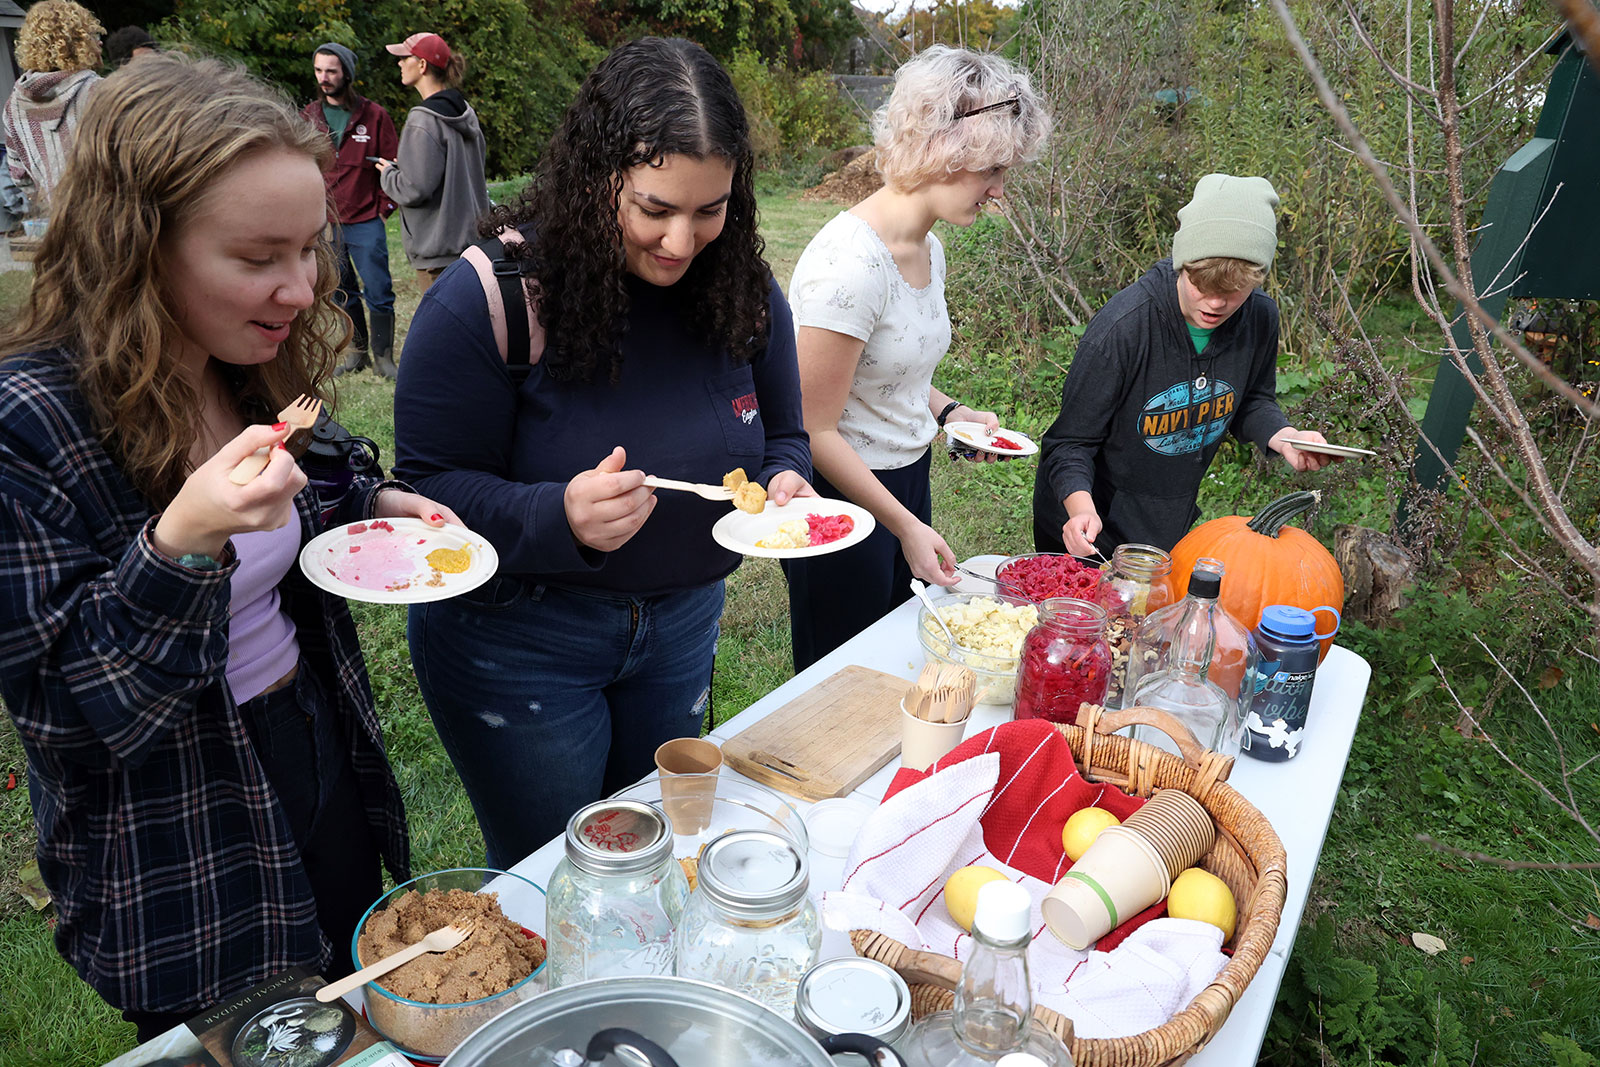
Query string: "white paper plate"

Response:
xmin=711 ymin=497 xmax=875 ymax=559
xmin=944 ymin=420 xmax=1039 ymax=457
xmin=299 ymin=517 xmax=498 ymax=604
xmin=1282 ymin=438 xmax=1377 ymax=458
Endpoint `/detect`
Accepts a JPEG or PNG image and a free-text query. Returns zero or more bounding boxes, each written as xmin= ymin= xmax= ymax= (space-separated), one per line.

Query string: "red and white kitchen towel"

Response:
xmin=820 ymin=718 xmax=1228 ymax=1039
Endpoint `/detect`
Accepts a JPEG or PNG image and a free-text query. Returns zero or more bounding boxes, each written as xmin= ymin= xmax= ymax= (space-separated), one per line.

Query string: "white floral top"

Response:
xmin=788 ymin=211 xmax=951 ymax=470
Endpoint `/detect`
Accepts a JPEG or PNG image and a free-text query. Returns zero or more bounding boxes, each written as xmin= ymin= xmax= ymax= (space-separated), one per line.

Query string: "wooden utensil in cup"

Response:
xmin=315 ymin=918 xmax=476 ymax=1003
xmin=229 ymin=395 xmax=323 ymax=485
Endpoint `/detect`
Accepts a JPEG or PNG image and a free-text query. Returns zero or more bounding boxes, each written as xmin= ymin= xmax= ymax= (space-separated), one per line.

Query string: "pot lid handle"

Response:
xmin=819 ymin=1032 xmax=909 ymax=1066
xmin=582 ymin=1028 xmax=681 ymax=1067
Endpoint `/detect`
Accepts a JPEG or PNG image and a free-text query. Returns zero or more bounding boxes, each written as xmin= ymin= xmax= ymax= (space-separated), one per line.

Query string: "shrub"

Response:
xmin=728 ymin=50 xmax=866 ymax=167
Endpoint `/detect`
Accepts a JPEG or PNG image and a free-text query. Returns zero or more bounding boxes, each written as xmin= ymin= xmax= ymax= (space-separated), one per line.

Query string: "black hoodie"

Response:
xmin=1032 ymin=258 xmax=1289 ymax=555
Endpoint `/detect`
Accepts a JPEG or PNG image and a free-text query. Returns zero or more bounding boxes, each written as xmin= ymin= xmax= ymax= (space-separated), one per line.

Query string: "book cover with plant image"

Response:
xmin=103 ymin=967 xmax=408 ymax=1067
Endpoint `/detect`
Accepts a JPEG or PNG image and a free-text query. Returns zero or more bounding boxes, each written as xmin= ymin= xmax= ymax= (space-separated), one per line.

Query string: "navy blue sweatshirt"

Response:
xmin=1032 ymin=259 xmax=1289 ymax=554
xmin=393 ymin=260 xmax=811 ymax=596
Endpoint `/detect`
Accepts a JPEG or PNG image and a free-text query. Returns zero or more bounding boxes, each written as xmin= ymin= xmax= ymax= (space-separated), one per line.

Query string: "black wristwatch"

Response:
xmin=936 ymin=400 xmax=962 ymax=428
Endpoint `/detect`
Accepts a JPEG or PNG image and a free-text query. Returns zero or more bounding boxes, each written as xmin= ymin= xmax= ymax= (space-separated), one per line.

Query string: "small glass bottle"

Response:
xmin=899 ymin=881 xmax=1074 ymax=1066
xmin=545 ymin=799 xmax=689 ymax=989
xmin=1128 ymin=563 xmax=1247 ymax=756
xmin=1126 ymin=559 xmax=1258 ymax=757
xmin=1013 ymin=598 xmax=1112 ymax=724
xmin=1097 ymin=544 xmax=1174 ymax=709
xmin=674 ymin=829 xmax=821 ymax=1014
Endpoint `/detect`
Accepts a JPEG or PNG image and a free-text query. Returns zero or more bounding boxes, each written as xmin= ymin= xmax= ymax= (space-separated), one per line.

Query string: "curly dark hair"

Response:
xmin=483 ymin=37 xmax=770 ymax=384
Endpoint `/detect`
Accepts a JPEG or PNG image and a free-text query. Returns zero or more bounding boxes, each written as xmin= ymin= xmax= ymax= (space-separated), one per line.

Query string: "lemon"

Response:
xmin=1061 ymin=807 xmax=1120 ymax=861
xmin=1166 ymin=868 xmax=1237 ymax=940
xmin=943 ymin=865 xmax=1009 ymax=932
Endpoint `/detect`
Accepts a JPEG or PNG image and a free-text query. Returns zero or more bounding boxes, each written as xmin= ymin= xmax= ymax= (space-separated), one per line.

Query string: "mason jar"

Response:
xmin=545 ymin=799 xmax=689 ymax=989
xmin=1013 ymin=597 xmax=1113 ymax=725
xmin=673 ymin=830 xmax=820 ymax=1014
xmin=1097 ymin=544 xmax=1174 ymax=708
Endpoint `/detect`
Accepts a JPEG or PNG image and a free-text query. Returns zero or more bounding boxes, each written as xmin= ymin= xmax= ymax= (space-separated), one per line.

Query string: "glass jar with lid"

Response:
xmin=673 ymin=829 xmax=821 ymax=1014
xmin=1097 ymin=543 xmax=1174 ymax=709
xmin=1013 ymin=597 xmax=1113 ymax=725
xmin=545 ymin=799 xmax=690 ymax=989
xmin=795 ymin=957 xmax=912 ymax=1065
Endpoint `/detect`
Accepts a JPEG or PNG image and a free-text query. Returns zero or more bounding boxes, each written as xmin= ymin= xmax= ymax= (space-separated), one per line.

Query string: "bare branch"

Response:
xmin=1416 ymin=835 xmax=1600 ymax=871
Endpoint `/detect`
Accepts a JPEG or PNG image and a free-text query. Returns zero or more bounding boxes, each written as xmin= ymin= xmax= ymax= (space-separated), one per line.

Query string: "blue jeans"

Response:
xmin=409 ymin=578 xmax=724 ymax=869
xmin=334 ymin=217 xmax=394 ymax=315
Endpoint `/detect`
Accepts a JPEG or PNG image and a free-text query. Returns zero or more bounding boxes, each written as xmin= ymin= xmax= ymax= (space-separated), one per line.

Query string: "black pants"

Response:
xmin=123 ymin=670 xmax=381 ymax=1043
xmin=783 ymin=450 xmax=933 ymax=672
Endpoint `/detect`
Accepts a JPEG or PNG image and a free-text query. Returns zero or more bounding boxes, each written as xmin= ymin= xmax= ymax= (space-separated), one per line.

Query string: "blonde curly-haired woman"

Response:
xmin=2 ymin=0 xmax=103 ymax=208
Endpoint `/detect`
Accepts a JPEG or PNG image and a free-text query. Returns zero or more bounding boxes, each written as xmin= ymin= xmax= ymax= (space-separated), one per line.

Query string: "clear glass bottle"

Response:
xmin=1096 ymin=544 xmax=1174 ymax=709
xmin=899 ymin=881 xmax=1074 ymax=1066
xmin=1013 ymin=598 xmax=1113 ymax=725
xmin=674 ymin=829 xmax=821 ymax=1015
xmin=1128 ymin=559 xmax=1254 ymax=756
xmin=545 ymin=799 xmax=689 ymax=988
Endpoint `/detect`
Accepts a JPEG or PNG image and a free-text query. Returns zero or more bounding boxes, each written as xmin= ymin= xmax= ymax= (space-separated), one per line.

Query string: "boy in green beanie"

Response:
xmin=1032 ymin=173 xmax=1335 ymax=557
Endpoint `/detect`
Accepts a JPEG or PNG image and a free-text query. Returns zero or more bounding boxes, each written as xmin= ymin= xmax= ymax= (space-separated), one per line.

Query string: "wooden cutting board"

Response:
xmin=722 ymin=664 xmax=908 ymax=802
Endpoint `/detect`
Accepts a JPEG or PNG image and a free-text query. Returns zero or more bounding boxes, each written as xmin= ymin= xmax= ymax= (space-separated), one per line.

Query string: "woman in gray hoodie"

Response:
xmin=376 ymin=32 xmax=491 ymax=293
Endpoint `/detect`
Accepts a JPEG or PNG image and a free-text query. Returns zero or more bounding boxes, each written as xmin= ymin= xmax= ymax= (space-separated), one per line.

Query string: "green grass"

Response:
xmin=4 ymin=184 xmax=1599 ymax=1065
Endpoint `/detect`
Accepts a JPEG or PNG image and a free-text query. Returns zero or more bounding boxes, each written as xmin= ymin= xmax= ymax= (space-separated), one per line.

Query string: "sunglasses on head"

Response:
xmin=954 ymin=96 xmax=1021 ymax=120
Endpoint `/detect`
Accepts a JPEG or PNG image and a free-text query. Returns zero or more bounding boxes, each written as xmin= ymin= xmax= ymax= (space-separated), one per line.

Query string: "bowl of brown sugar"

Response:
xmin=351 ymin=867 xmax=547 ymax=1062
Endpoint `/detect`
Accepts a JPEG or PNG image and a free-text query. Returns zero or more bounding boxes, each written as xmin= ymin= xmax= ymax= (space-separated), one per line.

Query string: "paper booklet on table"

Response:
xmin=101 ymin=966 xmax=410 ymax=1067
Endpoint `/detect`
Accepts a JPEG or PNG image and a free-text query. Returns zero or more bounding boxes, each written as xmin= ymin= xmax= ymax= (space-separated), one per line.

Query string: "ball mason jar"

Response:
xmin=1013 ymin=597 xmax=1113 ymax=725
xmin=1097 ymin=544 xmax=1174 ymax=709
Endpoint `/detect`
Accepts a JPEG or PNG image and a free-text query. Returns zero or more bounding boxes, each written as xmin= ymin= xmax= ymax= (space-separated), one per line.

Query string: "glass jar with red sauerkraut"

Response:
xmin=1013 ymin=597 xmax=1112 ymax=725
xmin=994 ymin=552 xmax=1103 ymax=603
xmin=1097 ymin=544 xmax=1173 ymax=709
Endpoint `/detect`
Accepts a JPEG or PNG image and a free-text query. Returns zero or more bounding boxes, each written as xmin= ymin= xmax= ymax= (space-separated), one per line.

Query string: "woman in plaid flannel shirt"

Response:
xmin=0 ymin=55 xmax=455 ymax=1039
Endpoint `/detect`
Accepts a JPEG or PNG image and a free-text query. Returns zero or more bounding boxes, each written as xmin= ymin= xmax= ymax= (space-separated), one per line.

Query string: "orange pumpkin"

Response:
xmin=1167 ymin=490 xmax=1344 ymax=662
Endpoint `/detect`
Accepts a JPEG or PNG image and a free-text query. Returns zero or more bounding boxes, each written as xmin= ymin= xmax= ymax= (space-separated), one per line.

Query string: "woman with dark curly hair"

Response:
xmin=0 ymin=53 xmax=452 ymax=1036
xmin=393 ymin=36 xmax=813 ymax=866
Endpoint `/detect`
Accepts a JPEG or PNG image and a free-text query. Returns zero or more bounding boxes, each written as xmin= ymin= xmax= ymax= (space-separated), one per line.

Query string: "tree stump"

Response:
xmin=1333 ymin=525 xmax=1414 ymax=625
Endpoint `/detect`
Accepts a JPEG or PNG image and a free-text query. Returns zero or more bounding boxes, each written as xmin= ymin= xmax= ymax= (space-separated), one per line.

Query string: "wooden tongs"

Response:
xmin=228 ymin=395 xmax=322 ymax=485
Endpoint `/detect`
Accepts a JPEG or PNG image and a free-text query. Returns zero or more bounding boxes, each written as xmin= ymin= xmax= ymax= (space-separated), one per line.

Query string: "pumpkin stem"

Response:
xmin=1246 ymin=490 xmax=1322 ymax=538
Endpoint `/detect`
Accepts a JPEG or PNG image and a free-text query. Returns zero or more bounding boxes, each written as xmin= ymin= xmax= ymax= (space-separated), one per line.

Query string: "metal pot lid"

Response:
xmin=563 ymin=800 xmax=673 ymax=876
xmin=698 ymin=830 xmax=809 ymax=918
xmin=440 ymin=975 xmax=837 ymax=1067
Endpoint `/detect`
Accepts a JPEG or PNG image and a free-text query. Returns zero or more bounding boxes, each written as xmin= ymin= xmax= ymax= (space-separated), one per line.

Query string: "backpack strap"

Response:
xmin=460 ymin=229 xmax=544 ymax=384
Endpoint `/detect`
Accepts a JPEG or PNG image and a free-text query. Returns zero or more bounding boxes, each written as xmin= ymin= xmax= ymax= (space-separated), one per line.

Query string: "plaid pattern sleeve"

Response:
xmin=0 ymin=352 xmax=408 ymax=1015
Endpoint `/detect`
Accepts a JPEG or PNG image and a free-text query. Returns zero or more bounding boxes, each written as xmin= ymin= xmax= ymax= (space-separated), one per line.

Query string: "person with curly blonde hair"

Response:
xmin=783 ymin=45 xmax=1050 ymax=670
xmin=0 ymin=53 xmax=455 ymax=1037
xmin=2 ymin=0 xmax=103 ymax=207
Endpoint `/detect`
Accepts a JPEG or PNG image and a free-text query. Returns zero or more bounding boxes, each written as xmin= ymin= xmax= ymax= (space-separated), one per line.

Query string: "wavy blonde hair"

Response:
xmin=873 ymin=45 xmax=1051 ymax=193
xmin=0 ymin=53 xmax=343 ymax=505
xmin=15 ymin=0 xmax=103 ymax=73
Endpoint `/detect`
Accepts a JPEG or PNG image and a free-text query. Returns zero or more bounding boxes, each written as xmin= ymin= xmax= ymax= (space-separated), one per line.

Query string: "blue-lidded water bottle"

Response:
xmin=1241 ymin=604 xmax=1339 ymax=762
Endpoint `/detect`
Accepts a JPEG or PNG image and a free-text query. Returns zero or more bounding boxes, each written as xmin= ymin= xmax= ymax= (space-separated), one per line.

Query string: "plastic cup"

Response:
xmin=654 ymin=737 xmax=723 ymax=834
xmin=1041 ymin=826 xmax=1170 ymax=949
xmin=1120 ymin=789 xmax=1216 ymax=881
xmin=900 ymin=698 xmax=967 ymax=773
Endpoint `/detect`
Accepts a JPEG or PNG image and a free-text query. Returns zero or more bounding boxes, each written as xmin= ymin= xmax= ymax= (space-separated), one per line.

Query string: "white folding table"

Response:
xmin=507 ymin=556 xmax=1370 ymax=1063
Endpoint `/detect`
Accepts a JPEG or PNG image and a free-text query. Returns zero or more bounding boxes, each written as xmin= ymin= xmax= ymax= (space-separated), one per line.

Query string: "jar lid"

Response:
xmin=795 ymin=957 xmax=911 ymax=1043
xmin=698 ymin=829 xmax=809 ymax=918
xmin=803 ymin=798 xmax=872 ymax=859
xmin=1260 ymin=604 xmax=1317 ymax=640
xmin=563 ymin=799 xmax=674 ymax=875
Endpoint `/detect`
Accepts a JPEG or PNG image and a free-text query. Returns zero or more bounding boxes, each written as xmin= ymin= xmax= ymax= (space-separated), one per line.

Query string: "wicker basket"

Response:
xmin=849 ymin=703 xmax=1288 ymax=1066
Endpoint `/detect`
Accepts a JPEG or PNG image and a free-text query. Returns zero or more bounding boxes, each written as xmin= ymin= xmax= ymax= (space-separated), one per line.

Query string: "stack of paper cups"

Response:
xmin=1041 ymin=826 xmax=1170 ymax=949
xmin=1120 ymin=788 xmax=1216 ymax=881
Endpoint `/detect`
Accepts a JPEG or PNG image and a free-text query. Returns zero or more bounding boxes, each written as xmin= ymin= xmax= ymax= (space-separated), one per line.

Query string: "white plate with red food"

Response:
xmin=299 ymin=517 xmax=498 ymax=604
xmin=711 ymin=497 xmax=875 ymax=559
xmin=944 ymin=420 xmax=1039 ymax=457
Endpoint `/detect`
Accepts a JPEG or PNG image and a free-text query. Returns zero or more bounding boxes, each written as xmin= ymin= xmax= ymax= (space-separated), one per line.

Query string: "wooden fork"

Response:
xmin=315 ymin=918 xmax=477 ymax=1003
xmin=641 ymin=475 xmax=735 ymax=501
xmin=228 ymin=395 xmax=323 ymax=485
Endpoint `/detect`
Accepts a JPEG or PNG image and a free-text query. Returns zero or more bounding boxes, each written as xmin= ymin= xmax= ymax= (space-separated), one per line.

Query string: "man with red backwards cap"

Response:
xmin=303 ymin=42 xmax=400 ymax=378
xmin=1033 ymin=173 xmax=1337 ymax=559
xmin=376 ymin=32 xmax=491 ymax=297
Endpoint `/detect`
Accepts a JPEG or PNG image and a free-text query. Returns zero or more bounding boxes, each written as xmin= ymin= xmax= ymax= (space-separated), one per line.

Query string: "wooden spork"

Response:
xmin=228 ymin=395 xmax=322 ymax=485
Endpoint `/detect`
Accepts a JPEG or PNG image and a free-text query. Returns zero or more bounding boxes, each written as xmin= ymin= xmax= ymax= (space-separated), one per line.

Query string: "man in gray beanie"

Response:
xmin=302 ymin=43 xmax=402 ymax=378
xmin=1033 ymin=173 xmax=1335 ymax=558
